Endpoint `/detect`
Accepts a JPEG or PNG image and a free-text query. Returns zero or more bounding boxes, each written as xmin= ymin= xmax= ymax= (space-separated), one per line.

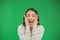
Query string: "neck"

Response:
xmin=30 ymin=26 xmax=33 ymax=36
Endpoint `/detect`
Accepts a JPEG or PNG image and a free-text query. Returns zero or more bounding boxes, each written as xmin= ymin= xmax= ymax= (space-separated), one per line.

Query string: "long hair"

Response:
xmin=23 ymin=8 xmax=40 ymax=26
xmin=23 ymin=8 xmax=40 ymax=34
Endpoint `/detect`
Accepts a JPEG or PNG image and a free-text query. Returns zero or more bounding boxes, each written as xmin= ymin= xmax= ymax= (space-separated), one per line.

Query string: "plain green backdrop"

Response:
xmin=0 ymin=0 xmax=60 ymax=40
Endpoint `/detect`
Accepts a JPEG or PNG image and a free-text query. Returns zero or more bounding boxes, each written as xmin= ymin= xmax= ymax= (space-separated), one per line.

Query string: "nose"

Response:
xmin=29 ymin=16 xmax=33 ymax=20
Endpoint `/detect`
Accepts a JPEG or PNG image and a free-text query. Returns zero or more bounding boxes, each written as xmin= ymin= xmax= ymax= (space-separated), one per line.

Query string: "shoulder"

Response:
xmin=18 ymin=24 xmax=24 ymax=31
xmin=17 ymin=24 xmax=25 ymax=34
xmin=18 ymin=24 xmax=23 ymax=29
xmin=38 ymin=25 xmax=44 ymax=31
xmin=18 ymin=24 xmax=25 ymax=36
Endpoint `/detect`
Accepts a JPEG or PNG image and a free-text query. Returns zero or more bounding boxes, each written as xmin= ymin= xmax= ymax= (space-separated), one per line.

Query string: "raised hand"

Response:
xmin=24 ymin=14 xmax=29 ymax=26
xmin=24 ymin=14 xmax=30 ymax=33
xmin=33 ymin=15 xmax=38 ymax=26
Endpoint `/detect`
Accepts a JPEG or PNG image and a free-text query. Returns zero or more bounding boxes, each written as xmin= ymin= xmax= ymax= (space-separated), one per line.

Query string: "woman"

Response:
xmin=18 ymin=8 xmax=44 ymax=40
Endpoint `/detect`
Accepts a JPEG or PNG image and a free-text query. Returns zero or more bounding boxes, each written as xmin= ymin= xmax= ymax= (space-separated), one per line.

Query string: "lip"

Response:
xmin=29 ymin=21 xmax=34 ymax=23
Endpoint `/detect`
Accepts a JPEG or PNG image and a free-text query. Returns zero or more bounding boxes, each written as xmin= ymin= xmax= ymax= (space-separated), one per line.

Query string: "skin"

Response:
xmin=24 ymin=10 xmax=38 ymax=35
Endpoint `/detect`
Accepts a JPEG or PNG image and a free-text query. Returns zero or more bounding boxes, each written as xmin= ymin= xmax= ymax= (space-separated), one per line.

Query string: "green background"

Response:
xmin=0 ymin=0 xmax=60 ymax=40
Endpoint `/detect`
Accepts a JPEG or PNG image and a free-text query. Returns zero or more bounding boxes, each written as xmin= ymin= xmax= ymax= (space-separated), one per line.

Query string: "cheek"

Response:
xmin=26 ymin=17 xmax=36 ymax=21
xmin=33 ymin=17 xmax=36 ymax=21
xmin=26 ymin=17 xmax=29 ymax=20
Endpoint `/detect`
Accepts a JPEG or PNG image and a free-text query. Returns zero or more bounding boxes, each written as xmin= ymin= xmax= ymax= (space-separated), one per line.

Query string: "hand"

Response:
xmin=33 ymin=15 xmax=38 ymax=26
xmin=24 ymin=15 xmax=30 ymax=33
xmin=24 ymin=14 xmax=29 ymax=26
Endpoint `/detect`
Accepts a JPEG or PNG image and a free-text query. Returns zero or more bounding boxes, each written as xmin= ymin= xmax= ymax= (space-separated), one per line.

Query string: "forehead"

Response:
xmin=26 ymin=10 xmax=36 ymax=15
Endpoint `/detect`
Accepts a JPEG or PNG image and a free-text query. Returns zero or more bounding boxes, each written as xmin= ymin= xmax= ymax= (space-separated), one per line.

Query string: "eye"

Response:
xmin=32 ymin=15 xmax=35 ymax=17
xmin=26 ymin=14 xmax=30 ymax=17
xmin=32 ymin=14 xmax=35 ymax=17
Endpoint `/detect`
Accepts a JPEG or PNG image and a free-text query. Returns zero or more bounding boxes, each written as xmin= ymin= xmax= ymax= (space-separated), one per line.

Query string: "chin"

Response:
xmin=29 ymin=21 xmax=34 ymax=26
xmin=29 ymin=24 xmax=33 ymax=27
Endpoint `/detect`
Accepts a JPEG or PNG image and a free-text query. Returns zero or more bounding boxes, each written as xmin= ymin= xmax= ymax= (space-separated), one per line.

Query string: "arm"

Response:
xmin=23 ymin=14 xmax=31 ymax=40
xmin=18 ymin=24 xmax=25 ymax=40
xmin=18 ymin=24 xmax=31 ymax=40
xmin=32 ymin=25 xmax=44 ymax=40
xmin=24 ymin=25 xmax=31 ymax=40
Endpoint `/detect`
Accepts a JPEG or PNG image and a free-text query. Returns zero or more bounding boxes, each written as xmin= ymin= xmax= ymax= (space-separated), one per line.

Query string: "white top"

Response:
xmin=18 ymin=24 xmax=44 ymax=40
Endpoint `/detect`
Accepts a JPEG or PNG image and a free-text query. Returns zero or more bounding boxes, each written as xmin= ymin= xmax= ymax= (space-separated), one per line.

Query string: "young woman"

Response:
xmin=18 ymin=8 xmax=44 ymax=40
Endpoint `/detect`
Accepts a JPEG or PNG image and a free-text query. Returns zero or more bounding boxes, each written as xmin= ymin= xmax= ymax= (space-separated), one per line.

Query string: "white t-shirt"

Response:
xmin=18 ymin=24 xmax=44 ymax=40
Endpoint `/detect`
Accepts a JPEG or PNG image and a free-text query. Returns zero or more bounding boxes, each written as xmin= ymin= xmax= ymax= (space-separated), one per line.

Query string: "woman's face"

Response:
xmin=25 ymin=10 xmax=38 ymax=26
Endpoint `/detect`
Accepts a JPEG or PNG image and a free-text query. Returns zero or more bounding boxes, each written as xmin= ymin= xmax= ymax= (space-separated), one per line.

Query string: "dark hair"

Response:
xmin=23 ymin=8 xmax=40 ymax=26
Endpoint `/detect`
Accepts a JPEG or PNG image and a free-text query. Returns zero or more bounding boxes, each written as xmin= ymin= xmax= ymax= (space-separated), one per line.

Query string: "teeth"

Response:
xmin=29 ymin=21 xmax=33 ymax=23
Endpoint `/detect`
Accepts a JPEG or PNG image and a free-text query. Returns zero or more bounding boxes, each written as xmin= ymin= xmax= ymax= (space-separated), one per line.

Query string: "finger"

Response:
xmin=36 ymin=15 xmax=38 ymax=20
xmin=24 ymin=14 xmax=27 ymax=20
xmin=35 ymin=15 xmax=38 ymax=21
xmin=34 ymin=15 xmax=38 ymax=25
xmin=24 ymin=14 xmax=26 ymax=18
xmin=24 ymin=14 xmax=28 ymax=23
xmin=24 ymin=14 xmax=26 ymax=23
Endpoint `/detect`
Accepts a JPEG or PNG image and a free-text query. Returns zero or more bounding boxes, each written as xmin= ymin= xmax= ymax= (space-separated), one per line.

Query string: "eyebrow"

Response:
xmin=32 ymin=14 xmax=35 ymax=15
xmin=26 ymin=12 xmax=36 ymax=15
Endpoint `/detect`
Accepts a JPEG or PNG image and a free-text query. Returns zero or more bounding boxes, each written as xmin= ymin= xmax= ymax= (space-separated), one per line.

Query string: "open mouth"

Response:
xmin=29 ymin=21 xmax=34 ymax=23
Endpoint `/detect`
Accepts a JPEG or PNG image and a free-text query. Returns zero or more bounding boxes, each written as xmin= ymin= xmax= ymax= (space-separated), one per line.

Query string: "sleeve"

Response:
xmin=18 ymin=24 xmax=25 ymax=40
xmin=32 ymin=25 xmax=44 ymax=40
xmin=18 ymin=24 xmax=31 ymax=40
xmin=24 ymin=25 xmax=31 ymax=40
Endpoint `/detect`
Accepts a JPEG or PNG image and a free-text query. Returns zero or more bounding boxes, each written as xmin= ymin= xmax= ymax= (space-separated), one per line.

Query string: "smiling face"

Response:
xmin=25 ymin=10 xmax=38 ymax=26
